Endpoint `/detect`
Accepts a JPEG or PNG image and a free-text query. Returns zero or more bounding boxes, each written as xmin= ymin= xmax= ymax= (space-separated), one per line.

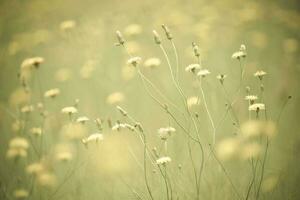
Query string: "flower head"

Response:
xmin=127 ymin=57 xmax=142 ymax=67
xmin=217 ymin=74 xmax=227 ymax=84
xmin=156 ymin=156 xmax=172 ymax=165
xmin=197 ymin=69 xmax=210 ymax=77
xmin=44 ymin=88 xmax=60 ymax=98
xmin=249 ymin=103 xmax=265 ymax=111
xmin=61 ymin=106 xmax=78 ymax=115
xmin=254 ymin=70 xmax=267 ymax=80
xmin=21 ymin=57 xmax=44 ymax=70
xmin=158 ymin=127 xmax=176 ymax=140
xmin=185 ymin=64 xmax=201 ymax=73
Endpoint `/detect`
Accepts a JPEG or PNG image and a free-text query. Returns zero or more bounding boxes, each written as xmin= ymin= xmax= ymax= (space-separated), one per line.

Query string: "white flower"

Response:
xmin=21 ymin=57 xmax=44 ymax=70
xmin=232 ymin=51 xmax=246 ymax=59
xmin=30 ymin=127 xmax=42 ymax=136
xmin=156 ymin=156 xmax=172 ymax=165
xmin=197 ymin=69 xmax=210 ymax=77
xmin=245 ymin=95 xmax=258 ymax=101
xmin=254 ymin=70 xmax=267 ymax=80
xmin=127 ymin=57 xmax=142 ymax=67
xmin=82 ymin=133 xmax=104 ymax=145
xmin=44 ymin=88 xmax=60 ymax=98
xmin=158 ymin=127 xmax=176 ymax=140
xmin=216 ymin=74 xmax=227 ymax=84
xmin=21 ymin=105 xmax=34 ymax=113
xmin=9 ymin=137 xmax=29 ymax=150
xmin=185 ymin=63 xmax=201 ymax=73
xmin=61 ymin=106 xmax=78 ymax=115
xmin=112 ymin=123 xmax=135 ymax=131
xmin=76 ymin=116 xmax=90 ymax=124
xmin=249 ymin=103 xmax=265 ymax=111
xmin=240 ymin=44 xmax=246 ymax=51
xmin=144 ymin=58 xmax=161 ymax=68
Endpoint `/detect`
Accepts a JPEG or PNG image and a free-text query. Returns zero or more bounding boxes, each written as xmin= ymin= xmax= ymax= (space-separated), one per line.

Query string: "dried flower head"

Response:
xmin=82 ymin=133 xmax=104 ymax=146
xmin=161 ymin=24 xmax=173 ymax=40
xmin=232 ymin=44 xmax=247 ymax=59
xmin=116 ymin=30 xmax=125 ymax=45
xmin=192 ymin=42 xmax=200 ymax=57
xmin=44 ymin=88 xmax=60 ymax=98
xmin=187 ymin=96 xmax=200 ymax=108
xmin=112 ymin=123 xmax=135 ymax=131
xmin=116 ymin=106 xmax=127 ymax=116
xmin=153 ymin=30 xmax=161 ymax=44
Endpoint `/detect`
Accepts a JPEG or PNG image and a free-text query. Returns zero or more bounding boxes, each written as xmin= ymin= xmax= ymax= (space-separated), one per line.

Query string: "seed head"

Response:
xmin=153 ymin=30 xmax=161 ymax=44
xmin=161 ymin=24 xmax=173 ymax=40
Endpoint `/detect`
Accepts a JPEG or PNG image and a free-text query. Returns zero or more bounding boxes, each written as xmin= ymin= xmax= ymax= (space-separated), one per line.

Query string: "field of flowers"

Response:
xmin=0 ymin=0 xmax=299 ymax=199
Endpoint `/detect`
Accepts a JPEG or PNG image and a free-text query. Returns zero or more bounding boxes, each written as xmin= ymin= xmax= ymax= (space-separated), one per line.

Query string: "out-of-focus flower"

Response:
xmin=124 ymin=24 xmax=142 ymax=37
xmin=26 ymin=162 xmax=45 ymax=175
xmin=158 ymin=127 xmax=176 ymax=140
xmin=44 ymin=88 xmax=60 ymax=98
xmin=60 ymin=20 xmax=76 ymax=31
xmin=9 ymin=137 xmax=29 ymax=150
xmin=197 ymin=69 xmax=210 ymax=77
xmin=21 ymin=57 xmax=44 ymax=70
xmin=20 ymin=105 xmax=34 ymax=113
xmin=144 ymin=58 xmax=161 ymax=68
xmin=37 ymin=172 xmax=57 ymax=187
xmin=240 ymin=143 xmax=262 ymax=160
xmin=216 ymin=137 xmax=240 ymax=161
xmin=30 ymin=127 xmax=42 ymax=137
xmin=13 ymin=189 xmax=29 ymax=199
xmin=106 ymin=92 xmax=125 ymax=105
xmin=82 ymin=133 xmax=104 ymax=146
xmin=61 ymin=106 xmax=78 ymax=115
xmin=76 ymin=116 xmax=90 ymax=124
xmin=112 ymin=123 xmax=135 ymax=131
xmin=187 ymin=96 xmax=200 ymax=108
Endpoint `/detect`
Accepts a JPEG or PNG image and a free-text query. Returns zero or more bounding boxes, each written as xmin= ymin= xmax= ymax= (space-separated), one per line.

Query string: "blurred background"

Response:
xmin=0 ymin=0 xmax=299 ymax=199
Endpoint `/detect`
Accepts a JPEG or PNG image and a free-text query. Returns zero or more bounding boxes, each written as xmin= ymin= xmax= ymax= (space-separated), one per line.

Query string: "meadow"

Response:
xmin=0 ymin=0 xmax=299 ymax=199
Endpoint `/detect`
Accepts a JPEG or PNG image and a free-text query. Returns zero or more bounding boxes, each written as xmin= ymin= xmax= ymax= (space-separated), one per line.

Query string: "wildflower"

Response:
xmin=124 ymin=24 xmax=142 ymax=37
xmin=156 ymin=156 xmax=172 ymax=165
xmin=116 ymin=30 xmax=125 ymax=45
xmin=44 ymin=88 xmax=60 ymax=98
xmin=20 ymin=105 xmax=34 ymax=113
xmin=254 ymin=70 xmax=267 ymax=80
xmin=216 ymin=74 xmax=227 ymax=84
xmin=82 ymin=133 xmax=104 ymax=146
xmin=187 ymin=96 xmax=200 ymax=108
xmin=76 ymin=116 xmax=90 ymax=124
xmin=144 ymin=57 xmax=161 ymax=68
xmin=21 ymin=57 xmax=44 ymax=70
xmin=153 ymin=30 xmax=161 ymax=44
xmin=37 ymin=172 xmax=57 ymax=187
xmin=158 ymin=127 xmax=176 ymax=140
xmin=13 ymin=189 xmax=29 ymax=199
xmin=185 ymin=64 xmax=201 ymax=73
xmin=112 ymin=123 xmax=135 ymax=131
xmin=61 ymin=106 xmax=78 ymax=115
xmin=232 ymin=44 xmax=247 ymax=59
xmin=197 ymin=69 xmax=210 ymax=77
xmin=30 ymin=127 xmax=42 ymax=137
xmin=245 ymin=95 xmax=258 ymax=105
xmin=6 ymin=148 xmax=27 ymax=159
xmin=56 ymin=152 xmax=73 ymax=162
xmin=232 ymin=51 xmax=246 ymax=59
xmin=249 ymin=103 xmax=265 ymax=111
xmin=26 ymin=162 xmax=45 ymax=175
xmin=127 ymin=57 xmax=142 ymax=67
xmin=60 ymin=20 xmax=76 ymax=31
xmin=106 ymin=92 xmax=125 ymax=105
xmin=9 ymin=137 xmax=29 ymax=150
xmin=161 ymin=24 xmax=173 ymax=40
